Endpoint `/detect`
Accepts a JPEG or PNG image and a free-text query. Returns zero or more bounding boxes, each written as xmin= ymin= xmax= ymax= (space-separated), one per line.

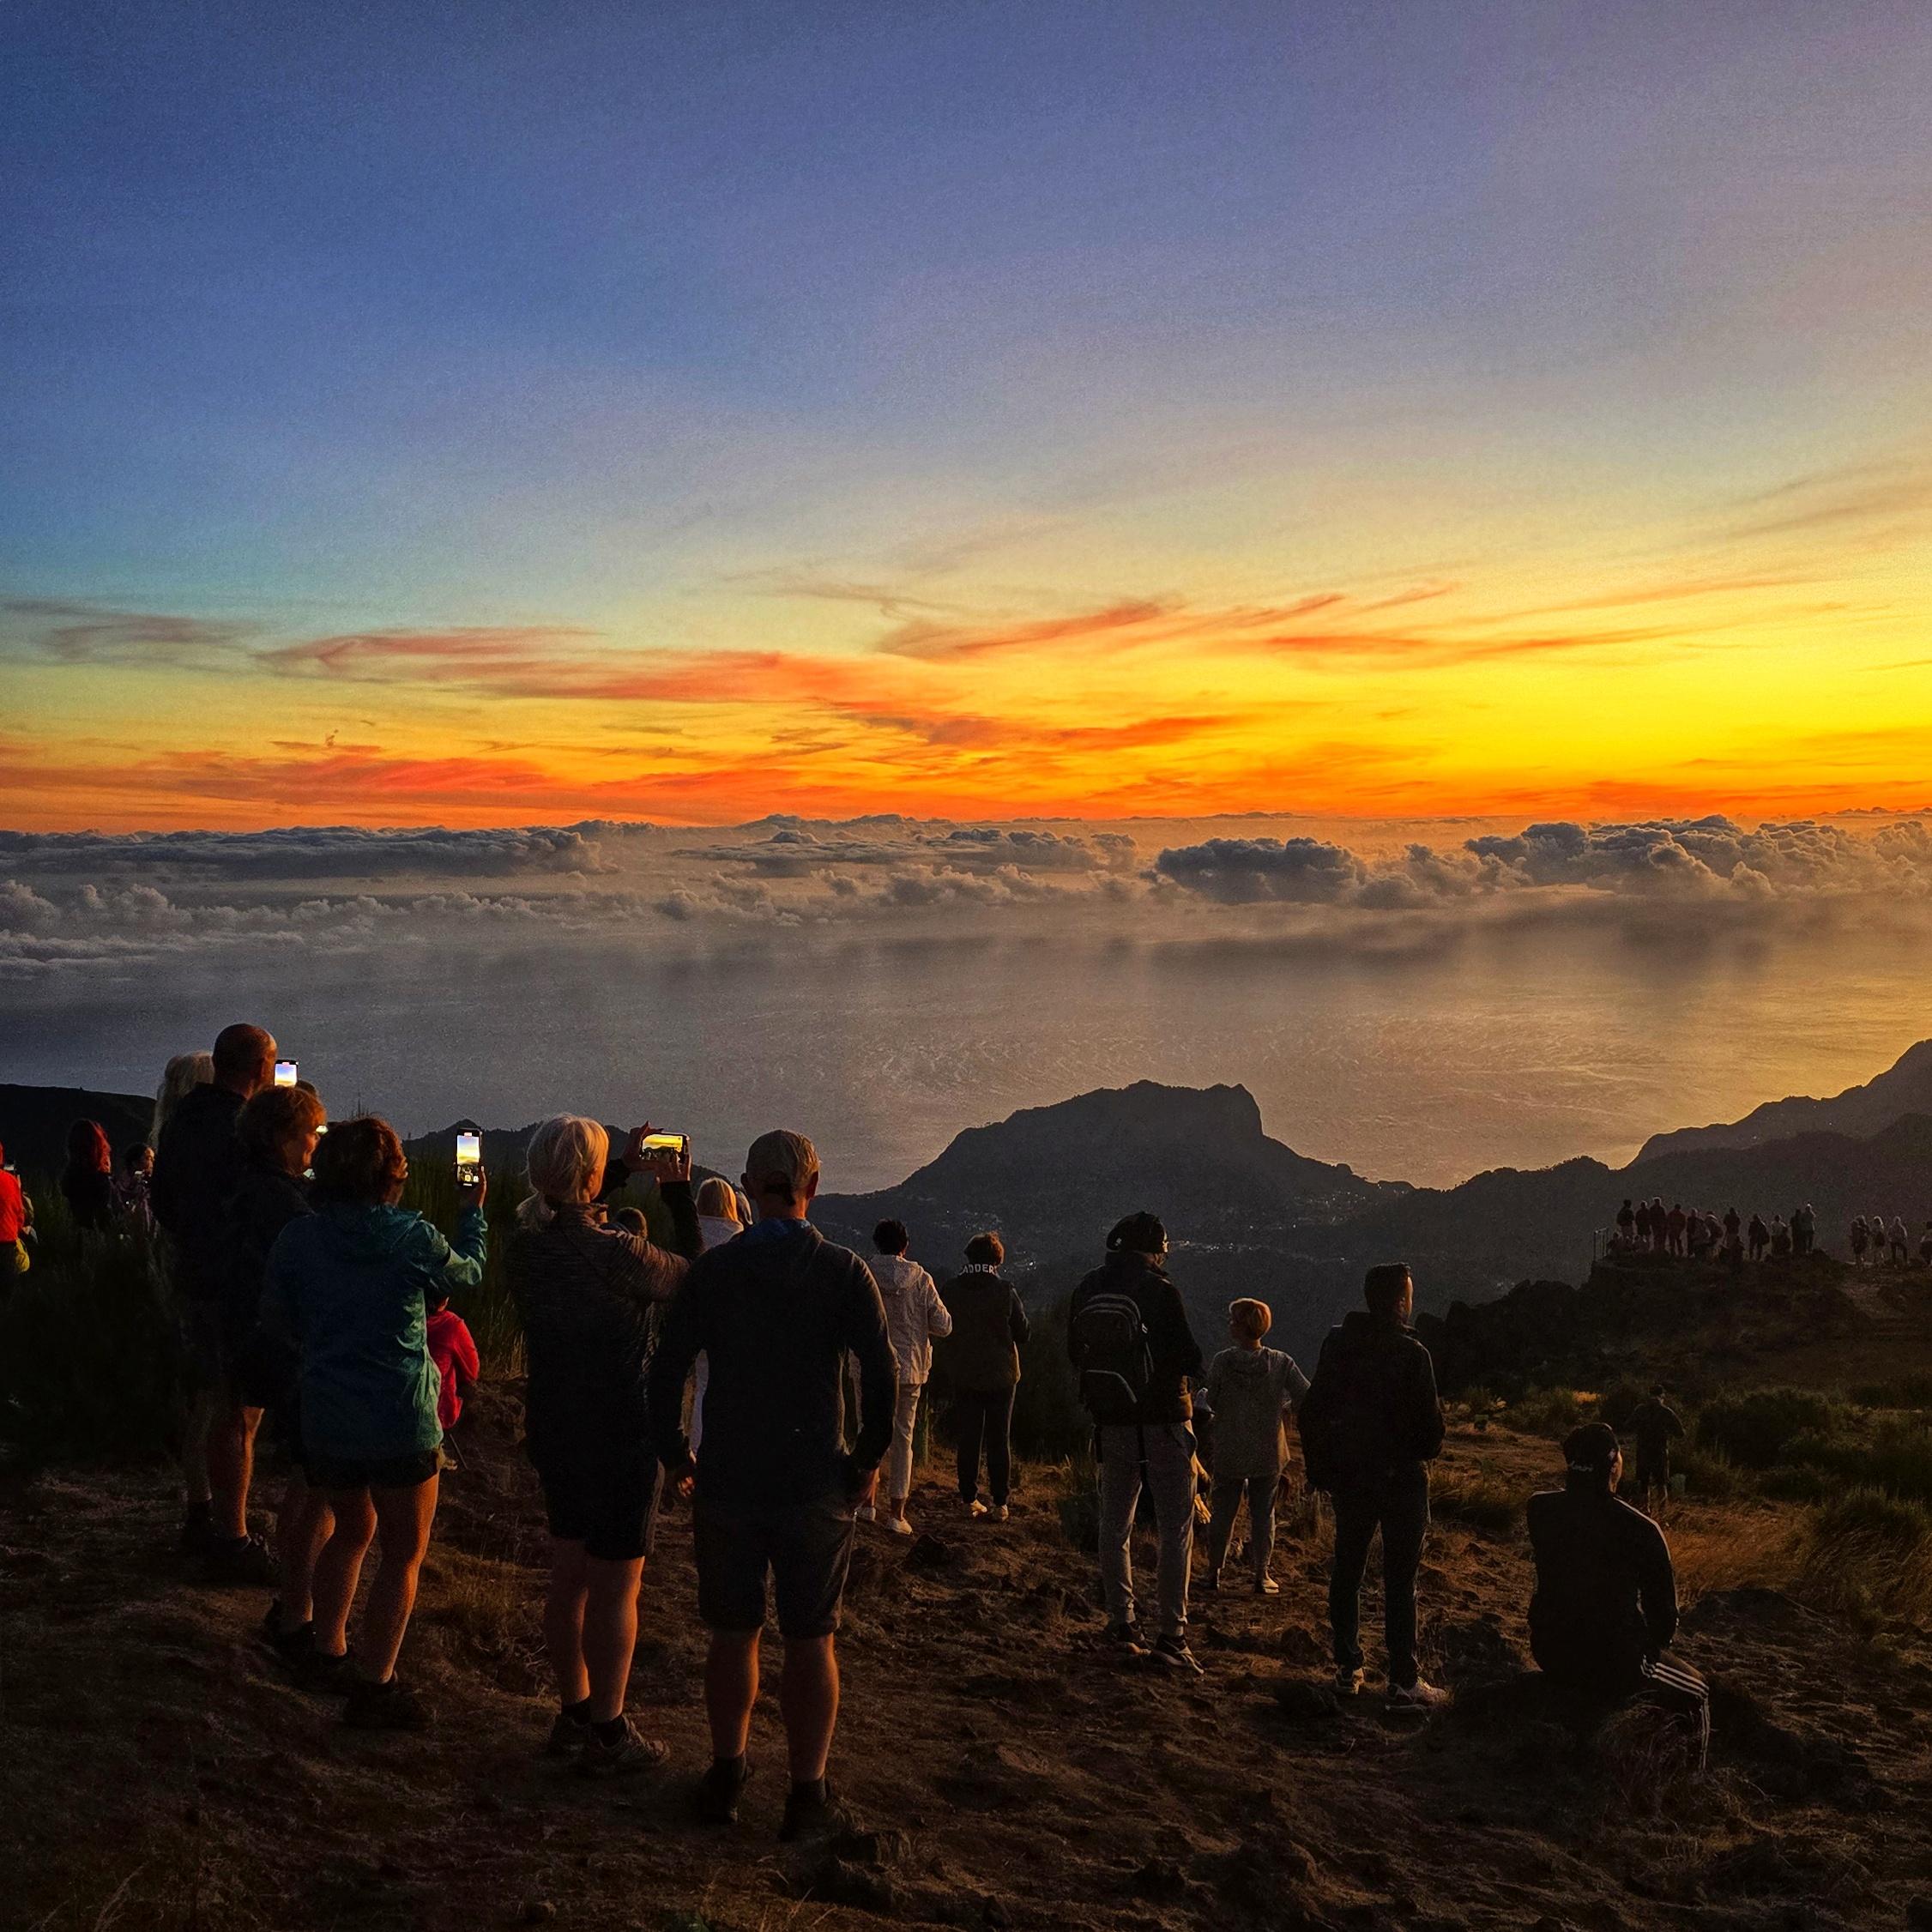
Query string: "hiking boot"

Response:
xmin=1333 ymin=1666 xmax=1365 ymax=1698
xmin=778 ymin=1782 xmax=855 ymax=1844
xmin=202 ymin=1532 xmax=276 ymax=1588
xmin=1104 ymin=1621 xmax=1149 ymax=1657
xmin=1253 ymin=1574 xmax=1280 ymax=1597
xmin=578 ymin=1718 xmax=671 ymax=1778
xmin=545 ymin=1709 xmax=593 ymax=1759
xmin=1388 ymin=1677 xmax=1450 ymax=1710
xmin=964 ymin=1498 xmax=988 ymax=1520
xmin=342 ymin=1675 xmax=432 ymax=1732
xmin=691 ymin=1757 xmax=751 ymax=1826
xmin=257 ymin=1601 xmax=316 ymax=1667
xmin=1150 ymin=1633 xmax=1202 ymax=1674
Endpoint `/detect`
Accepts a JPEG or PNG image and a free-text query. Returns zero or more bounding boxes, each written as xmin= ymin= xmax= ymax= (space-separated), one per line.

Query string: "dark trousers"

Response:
xmin=1329 ymin=1465 xmax=1428 ymax=1687
xmin=953 ymin=1386 xmax=1016 ymax=1506
xmin=1545 ymin=1656 xmax=1710 ymax=1772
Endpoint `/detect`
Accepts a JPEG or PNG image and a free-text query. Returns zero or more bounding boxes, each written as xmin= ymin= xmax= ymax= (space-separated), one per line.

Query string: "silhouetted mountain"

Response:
xmin=1638 ymin=1037 xmax=1932 ymax=1161
xmin=0 ymin=1084 xmax=153 ymax=1175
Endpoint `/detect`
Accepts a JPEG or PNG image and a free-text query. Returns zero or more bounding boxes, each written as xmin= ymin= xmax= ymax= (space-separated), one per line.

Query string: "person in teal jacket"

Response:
xmin=261 ymin=1114 xmax=487 ymax=1730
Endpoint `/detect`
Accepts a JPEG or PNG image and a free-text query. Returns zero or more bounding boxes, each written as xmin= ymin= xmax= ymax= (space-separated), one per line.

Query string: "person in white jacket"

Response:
xmin=869 ymin=1219 xmax=952 ymax=1537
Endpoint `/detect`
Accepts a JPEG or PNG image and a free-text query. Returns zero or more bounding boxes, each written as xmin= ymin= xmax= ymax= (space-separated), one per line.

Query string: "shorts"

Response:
xmin=693 ymin=1491 xmax=858 ymax=1640
xmin=306 ymin=1448 xmax=441 ymax=1490
xmin=536 ymin=1446 xmax=663 ymax=1564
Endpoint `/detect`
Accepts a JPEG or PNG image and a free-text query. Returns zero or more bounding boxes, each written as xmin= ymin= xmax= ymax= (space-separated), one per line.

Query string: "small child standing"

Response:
xmin=425 ymin=1286 xmax=480 ymax=1471
xmin=1203 ymin=1298 xmax=1309 ymax=1596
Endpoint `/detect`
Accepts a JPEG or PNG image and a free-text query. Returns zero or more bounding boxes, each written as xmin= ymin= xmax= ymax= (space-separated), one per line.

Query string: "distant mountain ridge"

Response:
xmin=1638 ymin=1039 xmax=1932 ymax=1161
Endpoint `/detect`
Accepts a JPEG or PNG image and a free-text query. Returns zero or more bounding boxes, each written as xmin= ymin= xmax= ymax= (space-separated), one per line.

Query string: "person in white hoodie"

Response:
xmin=869 ymin=1219 xmax=952 ymax=1537
xmin=688 ymin=1178 xmax=746 ymax=1454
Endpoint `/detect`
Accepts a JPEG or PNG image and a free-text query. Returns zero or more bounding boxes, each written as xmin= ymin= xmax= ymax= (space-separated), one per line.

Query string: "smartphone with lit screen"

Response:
xmin=638 ymin=1132 xmax=689 ymax=1163
xmin=456 ymin=1132 xmax=483 ymax=1187
xmin=274 ymin=1060 xmax=299 ymax=1088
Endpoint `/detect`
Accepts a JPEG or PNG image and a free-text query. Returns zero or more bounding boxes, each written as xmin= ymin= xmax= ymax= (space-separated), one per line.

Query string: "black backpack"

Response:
xmin=1071 ymin=1288 xmax=1154 ymax=1422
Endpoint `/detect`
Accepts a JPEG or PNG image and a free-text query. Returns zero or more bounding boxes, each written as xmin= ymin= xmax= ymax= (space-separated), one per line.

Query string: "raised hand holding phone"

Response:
xmin=454 ymin=1131 xmax=488 ymax=1206
xmin=624 ymin=1124 xmax=691 ymax=1185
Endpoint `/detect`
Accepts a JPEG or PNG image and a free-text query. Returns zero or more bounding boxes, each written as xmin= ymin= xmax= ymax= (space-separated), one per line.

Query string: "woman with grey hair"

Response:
xmin=152 ymin=1050 xmax=214 ymax=1144
xmin=510 ymin=1116 xmax=701 ymax=1775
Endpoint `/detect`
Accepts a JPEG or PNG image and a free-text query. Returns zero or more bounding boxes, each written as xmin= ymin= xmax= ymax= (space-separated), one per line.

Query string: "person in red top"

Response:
xmin=0 ymin=1143 xmax=33 ymax=1276
xmin=424 ymin=1286 xmax=480 ymax=1463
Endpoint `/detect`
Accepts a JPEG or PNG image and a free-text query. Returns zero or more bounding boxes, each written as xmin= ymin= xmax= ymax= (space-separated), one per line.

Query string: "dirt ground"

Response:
xmin=5 ymin=1398 xmax=1931 ymax=1932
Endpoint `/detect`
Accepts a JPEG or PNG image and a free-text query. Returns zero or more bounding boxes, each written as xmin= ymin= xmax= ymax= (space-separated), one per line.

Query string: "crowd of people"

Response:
xmin=5 ymin=1018 xmax=1719 ymax=1833
xmin=1610 ymin=1195 xmax=1932 ymax=1270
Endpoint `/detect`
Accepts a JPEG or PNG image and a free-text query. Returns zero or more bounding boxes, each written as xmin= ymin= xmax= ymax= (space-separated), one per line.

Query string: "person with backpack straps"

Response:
xmin=1067 ymin=1212 xmax=1205 ymax=1670
xmin=1296 ymin=1262 xmax=1447 ymax=1706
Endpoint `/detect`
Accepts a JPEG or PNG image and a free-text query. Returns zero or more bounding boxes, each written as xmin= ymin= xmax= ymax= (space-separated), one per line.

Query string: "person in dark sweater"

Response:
xmin=1297 ymin=1262 xmax=1446 ymax=1706
xmin=510 ymin=1114 xmax=700 ymax=1777
xmin=939 ymin=1231 xmax=1029 ymax=1522
xmin=60 ymin=1119 xmax=116 ymax=1232
xmin=1068 ymin=1212 xmax=1206 ymax=1671
xmin=220 ymin=1083 xmax=329 ymax=1669
xmin=152 ymin=1021 xmax=279 ymax=1578
xmin=650 ymin=1129 xmax=895 ymax=1844
xmin=1528 ymin=1422 xmax=1709 ymax=1768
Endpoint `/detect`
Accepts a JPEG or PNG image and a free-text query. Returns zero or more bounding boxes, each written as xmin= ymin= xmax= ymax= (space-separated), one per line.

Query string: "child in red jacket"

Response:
xmin=425 ymin=1286 xmax=480 ymax=1469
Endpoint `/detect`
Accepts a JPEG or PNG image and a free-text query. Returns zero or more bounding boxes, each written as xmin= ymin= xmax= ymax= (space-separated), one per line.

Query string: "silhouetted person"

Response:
xmin=153 ymin=1022 xmax=279 ymax=1577
xmin=60 ymin=1119 xmax=115 ymax=1232
xmin=1791 ymin=1203 xmax=1815 ymax=1258
xmin=1633 ymin=1200 xmax=1654 ymax=1249
xmin=1070 ymin=1211 xmax=1206 ymax=1671
xmin=649 ymin=1130 xmax=895 ymax=1843
xmin=1748 ymin=1213 xmax=1769 ymax=1262
xmin=1850 ymin=1215 xmax=1870 ymax=1266
xmin=1299 ymin=1263 xmax=1447 ymax=1706
xmin=939 ymin=1231 xmax=1029 ymax=1523
xmin=1889 ymin=1216 xmax=1911 ymax=1265
xmin=1624 ymin=1386 xmax=1683 ymax=1513
xmin=1528 ymin=1423 xmax=1708 ymax=1770
xmin=1615 ymin=1199 xmax=1636 ymax=1249
xmin=1770 ymin=1215 xmax=1791 ymax=1259
xmin=1649 ymin=1197 xmax=1668 ymax=1252
xmin=1665 ymin=1203 xmax=1687 ymax=1257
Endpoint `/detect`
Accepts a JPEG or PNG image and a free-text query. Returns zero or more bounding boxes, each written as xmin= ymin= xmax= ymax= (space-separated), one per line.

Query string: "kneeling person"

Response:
xmin=649 ymin=1130 xmax=896 ymax=1842
xmin=1528 ymin=1423 xmax=1709 ymax=1770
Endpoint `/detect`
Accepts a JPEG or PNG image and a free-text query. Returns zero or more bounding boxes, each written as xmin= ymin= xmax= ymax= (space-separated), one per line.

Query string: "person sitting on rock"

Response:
xmin=1527 ymin=1422 xmax=1708 ymax=1771
xmin=1297 ymin=1262 xmax=1447 ymax=1706
xmin=1202 ymin=1298 xmax=1308 ymax=1596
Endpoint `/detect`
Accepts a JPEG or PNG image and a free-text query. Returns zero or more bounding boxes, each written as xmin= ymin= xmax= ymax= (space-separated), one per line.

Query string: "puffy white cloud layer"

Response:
xmin=1154 ymin=817 xmax=1932 ymax=909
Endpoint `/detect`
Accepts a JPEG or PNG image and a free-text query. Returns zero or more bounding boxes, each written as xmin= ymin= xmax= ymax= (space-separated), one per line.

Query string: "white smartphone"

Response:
xmin=273 ymin=1060 xmax=299 ymax=1088
xmin=456 ymin=1132 xmax=483 ymax=1187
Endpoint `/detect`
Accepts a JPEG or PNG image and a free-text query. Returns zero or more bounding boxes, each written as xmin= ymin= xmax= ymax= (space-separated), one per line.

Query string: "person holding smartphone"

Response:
xmin=509 ymin=1117 xmax=700 ymax=1774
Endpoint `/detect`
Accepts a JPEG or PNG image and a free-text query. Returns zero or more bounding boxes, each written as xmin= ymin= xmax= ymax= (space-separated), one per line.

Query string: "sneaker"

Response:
xmin=964 ymin=1498 xmax=988 ymax=1520
xmin=1388 ymin=1677 xmax=1450 ymax=1709
xmin=202 ymin=1532 xmax=276 ymax=1588
xmin=577 ymin=1717 xmax=671 ymax=1778
xmin=691 ymin=1757 xmax=752 ymax=1826
xmin=545 ymin=1709 xmax=593 ymax=1759
xmin=342 ymin=1675 xmax=432 ymax=1732
xmin=1253 ymin=1574 xmax=1280 ymax=1597
xmin=778 ymin=1782 xmax=856 ymax=1844
xmin=884 ymin=1514 xmax=915 ymax=1538
xmin=1104 ymin=1621 xmax=1149 ymax=1657
xmin=992 ymin=1503 xmax=1010 ymax=1524
xmin=257 ymin=1601 xmax=316 ymax=1667
xmin=855 ymin=1503 xmax=875 ymax=1524
xmin=1150 ymin=1633 xmax=1202 ymax=1674
xmin=1333 ymin=1666 xmax=1365 ymax=1698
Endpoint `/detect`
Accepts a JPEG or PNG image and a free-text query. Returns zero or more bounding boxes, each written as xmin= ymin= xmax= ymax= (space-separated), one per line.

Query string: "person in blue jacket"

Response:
xmin=261 ymin=1114 xmax=487 ymax=1730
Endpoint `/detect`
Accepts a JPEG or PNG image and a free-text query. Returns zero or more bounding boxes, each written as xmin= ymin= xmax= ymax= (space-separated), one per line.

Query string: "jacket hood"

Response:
xmin=316 ymin=1201 xmax=422 ymax=1262
xmin=1336 ymin=1309 xmax=1410 ymax=1344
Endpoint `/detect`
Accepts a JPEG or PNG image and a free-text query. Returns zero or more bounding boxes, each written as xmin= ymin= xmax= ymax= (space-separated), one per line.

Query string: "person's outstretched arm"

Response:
xmin=420 ymin=1199 xmax=489 ymax=1293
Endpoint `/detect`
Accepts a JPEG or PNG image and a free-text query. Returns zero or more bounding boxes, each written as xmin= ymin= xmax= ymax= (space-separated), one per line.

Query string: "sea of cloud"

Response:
xmin=3 ymin=812 xmax=1930 ymax=984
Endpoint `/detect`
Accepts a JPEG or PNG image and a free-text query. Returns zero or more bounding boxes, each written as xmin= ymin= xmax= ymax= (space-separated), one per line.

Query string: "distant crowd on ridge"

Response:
xmin=1607 ymin=1195 xmax=1932 ymax=1269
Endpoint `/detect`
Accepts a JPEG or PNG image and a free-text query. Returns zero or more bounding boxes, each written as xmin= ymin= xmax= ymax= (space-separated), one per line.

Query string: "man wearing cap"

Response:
xmin=649 ymin=1129 xmax=896 ymax=1844
xmin=1527 ymin=1422 xmax=1709 ymax=1768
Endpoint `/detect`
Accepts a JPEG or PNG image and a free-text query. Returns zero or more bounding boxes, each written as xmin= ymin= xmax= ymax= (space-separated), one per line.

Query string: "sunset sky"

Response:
xmin=4 ymin=2 xmax=1929 ymax=830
